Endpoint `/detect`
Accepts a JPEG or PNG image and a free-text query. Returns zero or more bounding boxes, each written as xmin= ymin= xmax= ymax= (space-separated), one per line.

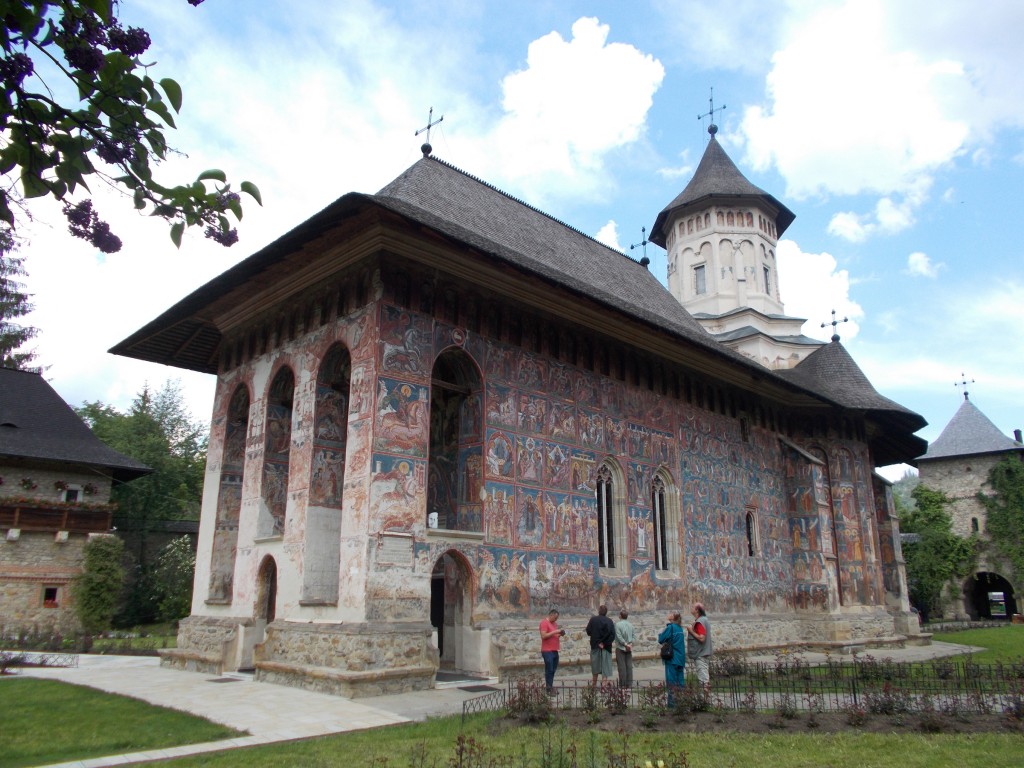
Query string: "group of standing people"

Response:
xmin=539 ymin=603 xmax=711 ymax=699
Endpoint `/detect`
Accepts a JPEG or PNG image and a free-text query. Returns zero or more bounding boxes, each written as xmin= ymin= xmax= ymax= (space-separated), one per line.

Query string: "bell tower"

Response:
xmin=650 ymin=121 xmax=821 ymax=370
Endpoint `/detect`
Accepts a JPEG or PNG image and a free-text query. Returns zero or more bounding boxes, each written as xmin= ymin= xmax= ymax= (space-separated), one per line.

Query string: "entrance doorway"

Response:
xmin=240 ymin=556 xmax=278 ymax=670
xmin=430 ymin=551 xmax=472 ymax=672
xmin=966 ymin=572 xmax=1017 ymax=619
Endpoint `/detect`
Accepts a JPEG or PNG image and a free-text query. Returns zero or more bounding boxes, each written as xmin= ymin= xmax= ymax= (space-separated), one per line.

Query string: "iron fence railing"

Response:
xmin=463 ymin=659 xmax=1024 ymax=721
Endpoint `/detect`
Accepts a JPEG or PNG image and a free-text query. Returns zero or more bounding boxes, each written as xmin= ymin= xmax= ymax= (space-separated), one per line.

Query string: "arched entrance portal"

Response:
xmin=240 ymin=556 xmax=278 ymax=671
xmin=966 ymin=572 xmax=1017 ymax=620
xmin=430 ymin=551 xmax=474 ymax=673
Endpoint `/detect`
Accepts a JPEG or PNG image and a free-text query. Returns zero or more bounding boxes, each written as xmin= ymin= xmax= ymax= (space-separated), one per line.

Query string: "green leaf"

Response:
xmin=134 ymin=187 xmax=146 ymax=210
xmin=148 ymin=98 xmax=176 ymax=129
xmin=197 ymin=169 xmax=227 ymax=183
xmin=241 ymin=181 xmax=263 ymax=206
xmin=170 ymin=221 xmax=184 ymax=249
xmin=21 ymin=170 xmax=50 ymax=199
xmin=159 ymin=78 xmax=183 ymax=113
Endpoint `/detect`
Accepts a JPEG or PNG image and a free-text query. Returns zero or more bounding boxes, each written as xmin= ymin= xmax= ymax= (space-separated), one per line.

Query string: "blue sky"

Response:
xmin=16 ymin=0 xmax=1024 ymax=479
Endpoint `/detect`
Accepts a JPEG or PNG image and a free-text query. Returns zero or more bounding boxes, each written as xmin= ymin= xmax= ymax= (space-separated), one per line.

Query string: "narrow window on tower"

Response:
xmin=694 ymin=264 xmax=706 ymax=295
xmin=763 ymin=265 xmax=771 ymax=295
xmin=652 ymin=476 xmax=669 ymax=571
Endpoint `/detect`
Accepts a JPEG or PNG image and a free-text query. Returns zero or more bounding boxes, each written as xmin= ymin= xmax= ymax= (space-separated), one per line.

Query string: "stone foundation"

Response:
xmin=160 ymin=615 xmax=250 ymax=675
xmin=253 ymin=620 xmax=438 ymax=698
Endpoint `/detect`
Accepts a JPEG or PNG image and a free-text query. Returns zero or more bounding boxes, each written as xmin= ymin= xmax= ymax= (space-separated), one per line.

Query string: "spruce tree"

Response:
xmin=0 ymin=228 xmax=40 ymax=371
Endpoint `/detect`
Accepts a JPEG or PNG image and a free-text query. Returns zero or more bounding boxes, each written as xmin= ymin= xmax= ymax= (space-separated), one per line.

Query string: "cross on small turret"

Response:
xmin=821 ymin=310 xmax=848 ymax=342
xmin=630 ymin=226 xmax=650 ymax=268
xmin=415 ymin=107 xmax=444 ymax=156
xmin=697 ymin=87 xmax=726 ymax=136
xmin=954 ymin=372 xmax=975 ymax=401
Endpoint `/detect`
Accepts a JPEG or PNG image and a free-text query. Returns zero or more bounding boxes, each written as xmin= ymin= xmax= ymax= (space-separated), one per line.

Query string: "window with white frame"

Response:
xmin=694 ymin=264 xmax=707 ymax=295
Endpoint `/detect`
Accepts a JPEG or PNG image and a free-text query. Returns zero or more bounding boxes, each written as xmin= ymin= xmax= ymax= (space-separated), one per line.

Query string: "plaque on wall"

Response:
xmin=377 ymin=532 xmax=414 ymax=566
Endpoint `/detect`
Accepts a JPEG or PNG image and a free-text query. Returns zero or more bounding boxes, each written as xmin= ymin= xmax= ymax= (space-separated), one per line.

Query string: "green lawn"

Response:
xmin=152 ymin=718 xmax=1024 ymax=768
xmin=931 ymin=624 xmax=1024 ymax=664
xmin=0 ymin=678 xmax=242 ymax=768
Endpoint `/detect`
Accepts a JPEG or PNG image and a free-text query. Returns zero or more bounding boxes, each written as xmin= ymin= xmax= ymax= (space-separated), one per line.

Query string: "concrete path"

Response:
xmin=6 ymin=640 xmax=983 ymax=767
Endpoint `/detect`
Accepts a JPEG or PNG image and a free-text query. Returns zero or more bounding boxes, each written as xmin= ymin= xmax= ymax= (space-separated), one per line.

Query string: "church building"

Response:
xmin=112 ymin=125 xmax=927 ymax=697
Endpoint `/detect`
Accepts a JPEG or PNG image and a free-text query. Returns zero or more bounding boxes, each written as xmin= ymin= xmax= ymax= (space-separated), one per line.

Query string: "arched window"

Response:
xmin=745 ymin=508 xmax=759 ymax=557
xmin=428 ymin=348 xmax=483 ymax=532
xmin=597 ymin=465 xmax=615 ymax=568
xmin=303 ymin=345 xmax=351 ymax=604
xmin=259 ymin=367 xmax=294 ymax=538
xmin=652 ymin=475 xmax=668 ymax=570
xmin=208 ymin=385 xmax=249 ymax=602
xmin=596 ymin=461 xmax=628 ymax=573
xmin=971 ymin=517 xmax=979 ymax=533
xmin=651 ymin=470 xmax=680 ymax=573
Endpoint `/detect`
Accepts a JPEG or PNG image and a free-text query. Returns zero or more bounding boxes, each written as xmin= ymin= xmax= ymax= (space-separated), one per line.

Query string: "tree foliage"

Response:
xmin=1 ymin=0 xmax=260 ymax=251
xmin=0 ymin=228 xmax=39 ymax=369
xmin=73 ymin=533 xmax=124 ymax=634
xmin=978 ymin=456 xmax=1024 ymax=585
xmin=901 ymin=484 xmax=976 ymax=620
xmin=152 ymin=534 xmax=195 ymax=622
xmin=77 ymin=380 xmax=205 ymax=625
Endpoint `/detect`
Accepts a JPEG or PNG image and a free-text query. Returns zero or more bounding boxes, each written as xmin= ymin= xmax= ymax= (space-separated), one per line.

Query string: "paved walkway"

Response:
xmin=7 ymin=641 xmax=982 ymax=768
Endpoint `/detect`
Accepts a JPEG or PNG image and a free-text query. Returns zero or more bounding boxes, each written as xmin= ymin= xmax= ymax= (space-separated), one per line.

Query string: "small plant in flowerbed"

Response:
xmin=669 ymin=682 xmax=711 ymax=720
xmin=804 ymin=687 xmax=825 ymax=728
xmin=506 ymin=680 xmax=552 ymax=723
xmin=578 ymin=684 xmax=604 ymax=723
xmin=845 ymin=703 xmax=869 ymax=727
xmin=602 ymin=682 xmax=630 ymax=714
xmin=639 ymin=682 xmax=667 ymax=728
xmin=863 ymin=681 xmax=911 ymax=715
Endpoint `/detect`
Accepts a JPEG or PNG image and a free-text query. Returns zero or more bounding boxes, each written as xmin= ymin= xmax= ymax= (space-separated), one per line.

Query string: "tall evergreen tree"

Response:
xmin=0 ymin=228 xmax=40 ymax=371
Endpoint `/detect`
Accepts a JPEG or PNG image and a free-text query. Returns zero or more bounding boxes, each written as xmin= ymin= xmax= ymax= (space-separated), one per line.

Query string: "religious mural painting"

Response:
xmin=208 ymin=384 xmax=249 ymax=601
xmin=260 ymin=367 xmax=294 ymax=538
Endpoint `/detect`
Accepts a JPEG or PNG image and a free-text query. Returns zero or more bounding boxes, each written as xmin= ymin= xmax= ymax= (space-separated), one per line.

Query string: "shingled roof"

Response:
xmin=775 ymin=340 xmax=927 ymax=464
xmin=917 ymin=398 xmax=1023 ymax=462
xmin=650 ymin=132 xmax=795 ymax=248
xmin=0 ymin=368 xmax=150 ymax=482
xmin=110 ymin=155 xmax=761 ymax=375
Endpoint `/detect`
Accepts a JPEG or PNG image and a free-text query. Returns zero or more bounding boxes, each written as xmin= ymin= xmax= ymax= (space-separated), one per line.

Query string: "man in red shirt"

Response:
xmin=539 ymin=608 xmax=566 ymax=694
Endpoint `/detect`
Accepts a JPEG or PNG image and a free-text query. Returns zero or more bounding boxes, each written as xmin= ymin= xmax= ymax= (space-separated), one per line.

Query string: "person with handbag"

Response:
xmin=657 ymin=611 xmax=687 ymax=706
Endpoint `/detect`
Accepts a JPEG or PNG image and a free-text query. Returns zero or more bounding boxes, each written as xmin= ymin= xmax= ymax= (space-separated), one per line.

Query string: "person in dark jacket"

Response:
xmin=657 ymin=611 xmax=687 ymax=705
xmin=585 ymin=604 xmax=615 ymax=685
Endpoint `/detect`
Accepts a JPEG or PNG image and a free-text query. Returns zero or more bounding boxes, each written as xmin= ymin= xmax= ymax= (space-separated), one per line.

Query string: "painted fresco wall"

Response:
xmin=190 ymin=292 xmax=895 ymax=634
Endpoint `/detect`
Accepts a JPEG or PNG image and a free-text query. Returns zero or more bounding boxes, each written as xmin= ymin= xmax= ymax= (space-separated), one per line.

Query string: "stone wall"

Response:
xmin=0 ymin=464 xmax=112 ymax=506
xmin=0 ymin=530 xmax=86 ymax=634
xmin=253 ymin=620 xmax=437 ymax=697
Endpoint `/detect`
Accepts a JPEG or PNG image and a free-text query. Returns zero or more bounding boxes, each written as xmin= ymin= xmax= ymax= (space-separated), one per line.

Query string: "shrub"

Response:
xmin=73 ymin=536 xmax=125 ymax=635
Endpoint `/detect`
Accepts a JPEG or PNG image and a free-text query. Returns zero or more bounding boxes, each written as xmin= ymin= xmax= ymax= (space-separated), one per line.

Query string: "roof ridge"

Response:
xmin=423 ymin=155 xmax=650 ymax=268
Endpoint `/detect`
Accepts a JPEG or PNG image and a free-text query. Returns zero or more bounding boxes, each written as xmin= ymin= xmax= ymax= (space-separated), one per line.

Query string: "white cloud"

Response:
xmin=741 ymin=0 xmax=981 ymax=239
xmin=594 ymin=220 xmax=622 ymax=250
xmin=487 ymin=18 xmax=665 ymax=205
xmin=776 ymin=240 xmax=861 ymax=341
xmin=905 ymin=252 xmax=943 ymax=278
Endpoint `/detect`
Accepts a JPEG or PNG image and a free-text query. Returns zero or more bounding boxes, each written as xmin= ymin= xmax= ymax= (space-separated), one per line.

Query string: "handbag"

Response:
xmin=660 ymin=640 xmax=673 ymax=661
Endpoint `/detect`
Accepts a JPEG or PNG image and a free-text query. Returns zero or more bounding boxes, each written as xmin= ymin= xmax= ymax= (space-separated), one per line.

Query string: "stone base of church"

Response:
xmin=159 ymin=615 xmax=253 ymax=675
xmin=252 ymin=620 xmax=439 ymax=698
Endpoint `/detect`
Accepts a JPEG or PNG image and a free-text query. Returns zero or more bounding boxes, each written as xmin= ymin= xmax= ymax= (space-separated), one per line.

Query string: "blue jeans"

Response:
xmin=542 ymin=650 xmax=559 ymax=690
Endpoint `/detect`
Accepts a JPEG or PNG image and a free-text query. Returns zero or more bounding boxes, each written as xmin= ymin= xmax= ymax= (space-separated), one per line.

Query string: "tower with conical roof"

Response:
xmin=651 ymin=124 xmax=822 ymax=369
xmin=915 ymin=391 xmax=1023 ymax=619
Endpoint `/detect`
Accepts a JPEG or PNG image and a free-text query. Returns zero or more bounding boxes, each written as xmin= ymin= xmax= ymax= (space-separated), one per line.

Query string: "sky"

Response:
xmin=13 ymin=0 xmax=1024 ymax=481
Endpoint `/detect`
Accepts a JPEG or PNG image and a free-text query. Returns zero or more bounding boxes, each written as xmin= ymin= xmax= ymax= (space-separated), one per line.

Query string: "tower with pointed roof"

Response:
xmin=916 ymin=393 xmax=1023 ymax=619
xmin=651 ymin=125 xmax=822 ymax=369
